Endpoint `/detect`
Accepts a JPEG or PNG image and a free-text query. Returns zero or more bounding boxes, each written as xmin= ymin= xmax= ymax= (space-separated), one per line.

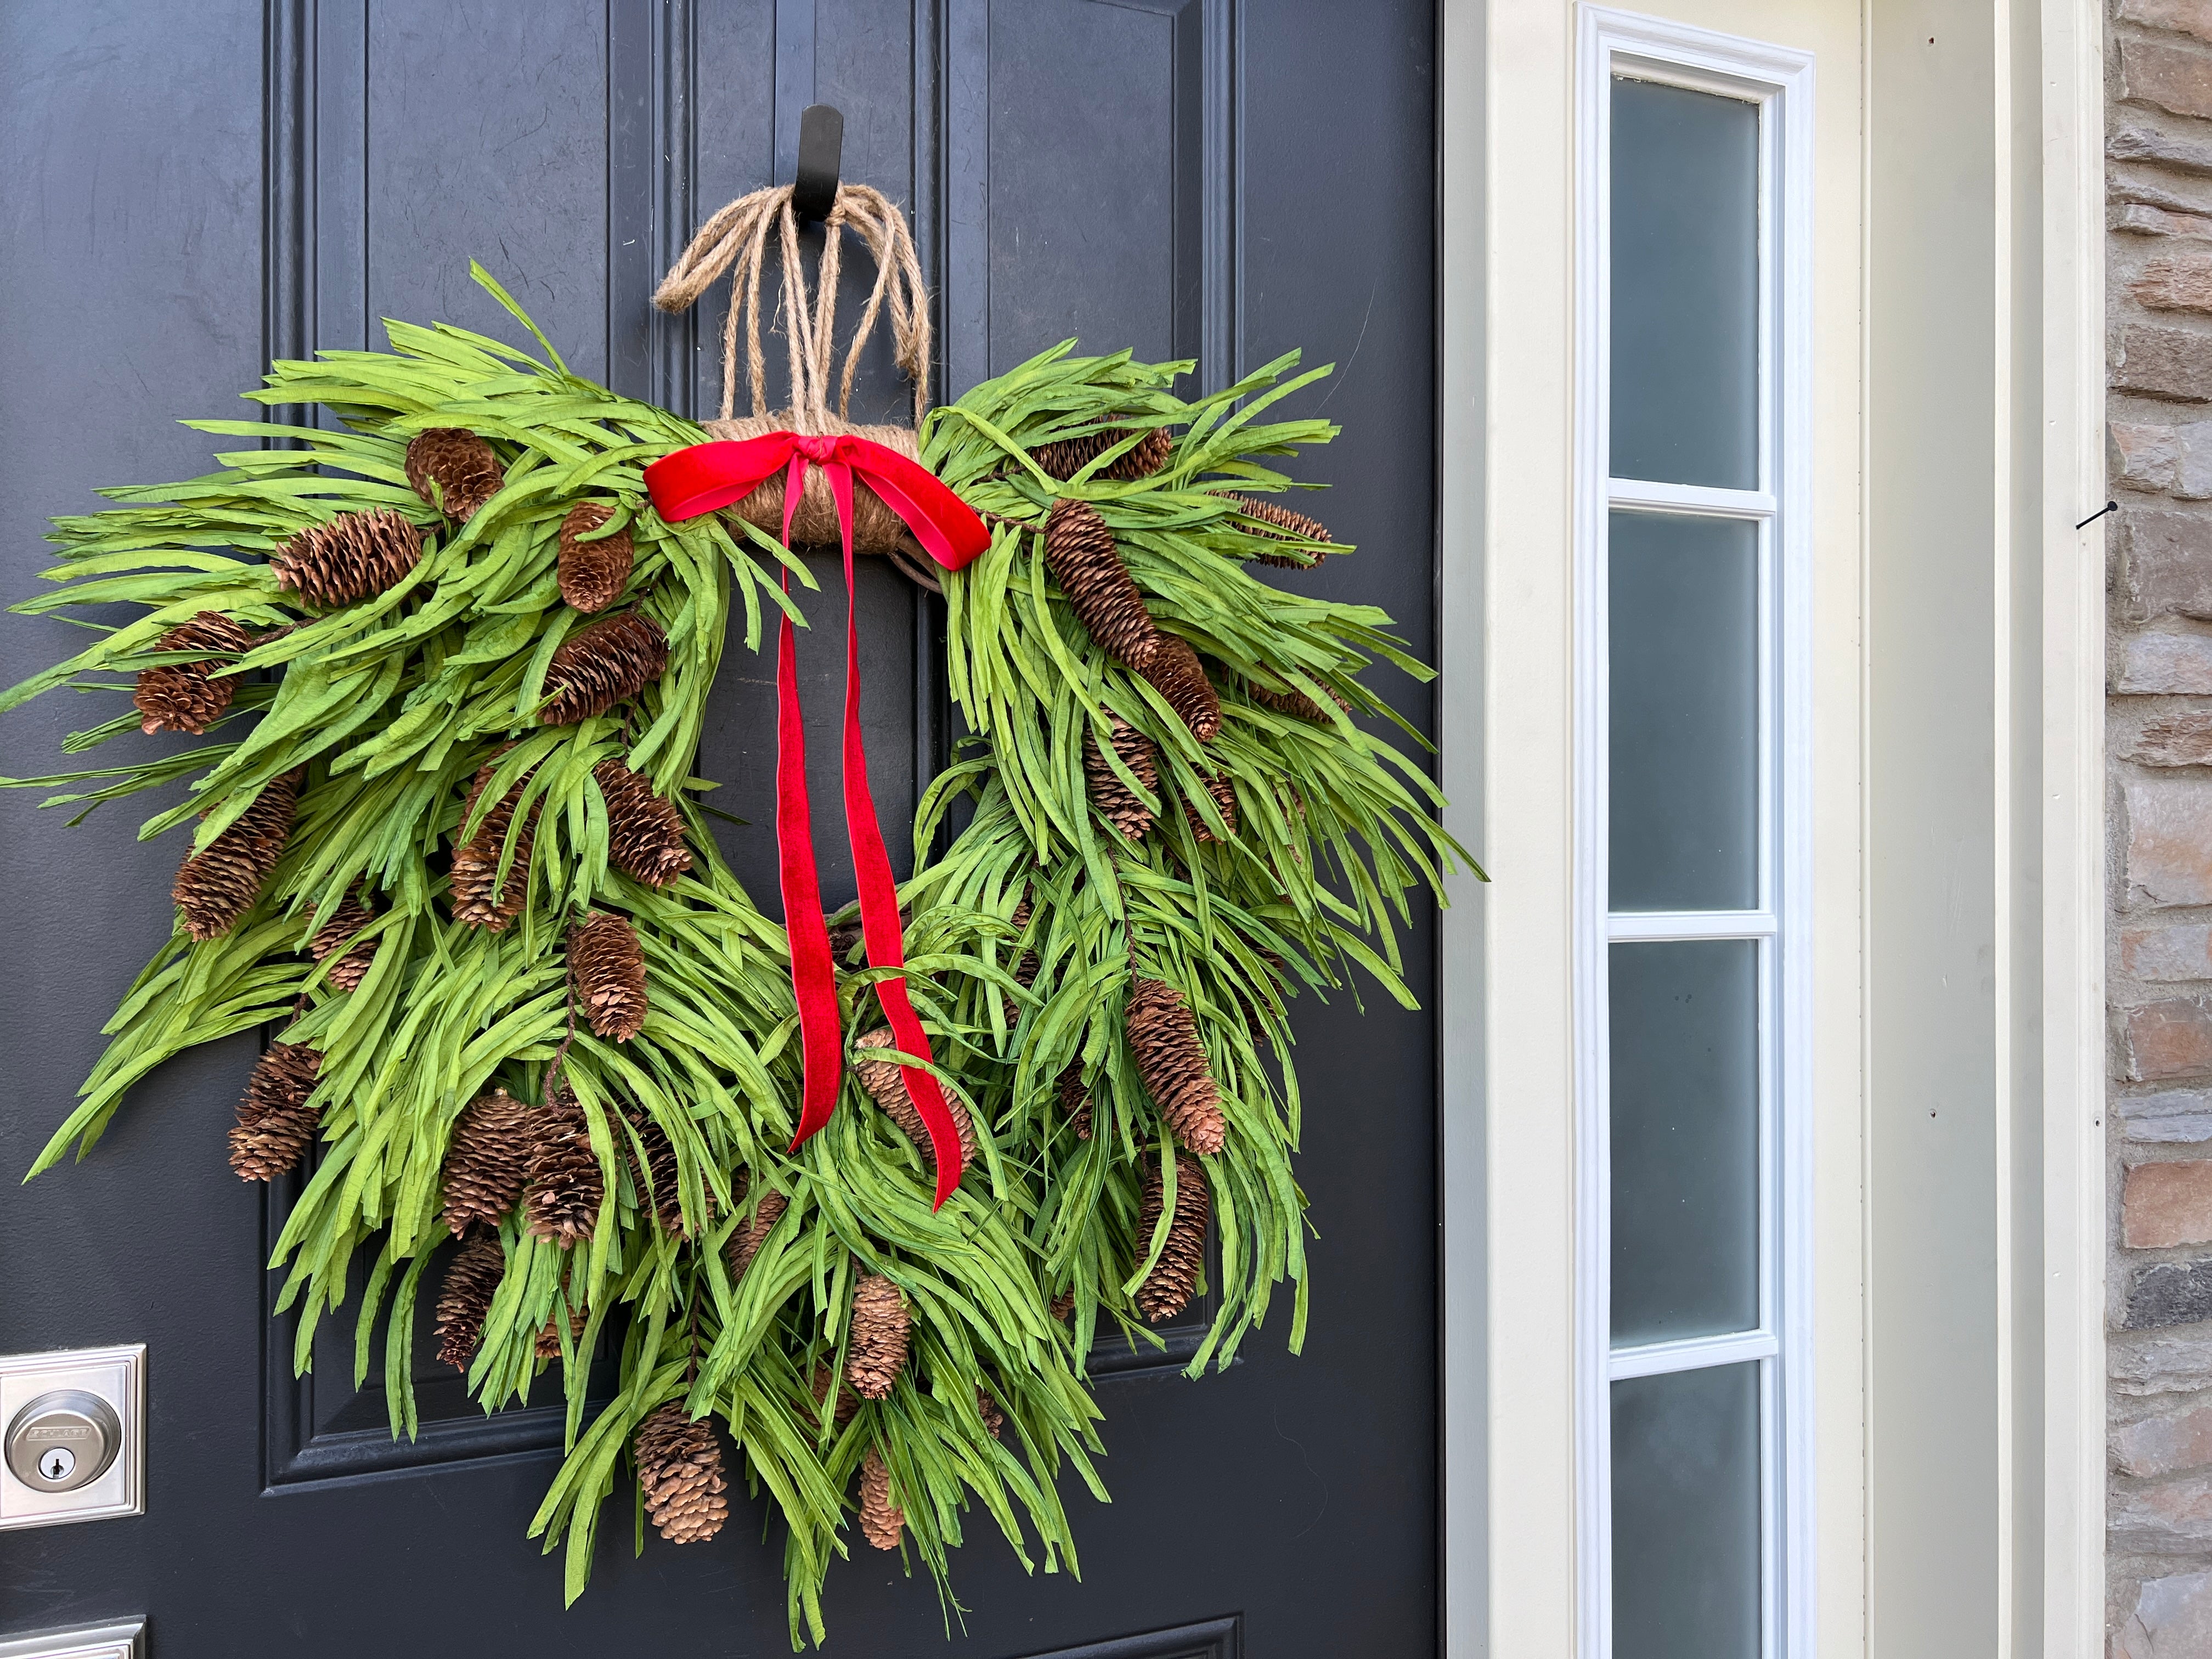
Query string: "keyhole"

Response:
xmin=40 ymin=1446 xmax=75 ymax=1482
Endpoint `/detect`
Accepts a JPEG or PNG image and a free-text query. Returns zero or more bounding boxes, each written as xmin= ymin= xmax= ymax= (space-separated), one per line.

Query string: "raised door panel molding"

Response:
xmin=1002 ymin=1615 xmax=1241 ymax=1659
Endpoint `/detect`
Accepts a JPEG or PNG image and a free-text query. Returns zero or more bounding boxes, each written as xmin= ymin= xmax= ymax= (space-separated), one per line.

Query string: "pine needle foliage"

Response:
xmin=1 ymin=270 xmax=1470 ymax=1643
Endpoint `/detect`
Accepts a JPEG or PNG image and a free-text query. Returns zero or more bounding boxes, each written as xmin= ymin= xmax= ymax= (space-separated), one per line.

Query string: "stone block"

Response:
xmin=2116 ymin=629 xmax=2212 ymax=693
xmin=2120 ymin=512 xmax=2212 ymax=620
xmin=2121 ymin=1001 xmax=2212 ymax=1082
xmin=2140 ymin=251 xmax=2212 ymax=314
xmin=2112 ymin=1472 xmax=2212 ymax=1550
xmin=2123 ymin=0 xmax=2212 ymax=45
xmin=2115 ymin=328 xmax=2212 ymax=403
xmin=2127 ymin=1162 xmax=2212 ymax=1248
xmin=2130 ymin=712 xmax=2212 ymax=766
xmin=2116 ymin=201 xmax=2212 ymax=240
xmin=2124 ymin=37 xmax=2212 ymax=122
xmin=2126 ymin=778 xmax=2212 ymax=905
xmin=2117 ymin=1401 xmax=2212 ymax=1477
xmin=2116 ymin=1327 xmax=2212 ymax=1393
xmin=2113 ymin=123 xmax=2212 ymax=177
xmin=2123 ymin=1091 xmax=2212 ymax=1143
xmin=2127 ymin=1259 xmax=2212 ymax=1328
xmin=2114 ymin=1571 xmax=2212 ymax=1659
xmin=2124 ymin=924 xmax=2212 ymax=980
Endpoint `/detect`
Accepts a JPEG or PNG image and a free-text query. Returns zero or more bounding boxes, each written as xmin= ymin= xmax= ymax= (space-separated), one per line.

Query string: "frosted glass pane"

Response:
xmin=1609 ymin=512 xmax=1758 ymax=912
xmin=1610 ymin=76 xmax=1759 ymax=489
xmin=1611 ymin=1363 xmax=1762 ymax=1659
xmin=1610 ymin=940 xmax=1759 ymax=1345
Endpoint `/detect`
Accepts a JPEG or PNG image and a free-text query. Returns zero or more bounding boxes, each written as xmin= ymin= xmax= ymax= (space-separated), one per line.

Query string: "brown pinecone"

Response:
xmin=525 ymin=1087 xmax=605 ymax=1249
xmin=270 ymin=509 xmax=424 ymax=607
xmin=569 ymin=911 xmax=648 ymax=1042
xmin=977 ymin=1386 xmax=1006 ymax=1439
xmin=308 ymin=888 xmax=380 ymax=991
xmin=1043 ymin=498 xmax=1160 ymax=668
xmin=853 ymin=1028 xmax=978 ymax=1166
xmin=1084 ymin=717 xmax=1159 ymax=840
xmin=1057 ymin=1063 xmax=1094 ymax=1141
xmin=535 ymin=1306 xmax=588 ymax=1361
xmin=1001 ymin=893 xmax=1041 ymax=1021
xmin=634 ymin=1402 xmax=729 ymax=1544
xmin=441 ymin=1086 xmax=534 ymax=1235
xmin=1247 ymin=675 xmax=1348 ymax=725
xmin=858 ymin=1446 xmax=905 ymax=1550
xmin=625 ymin=1107 xmax=692 ymax=1235
xmin=134 ymin=612 xmax=257 ymax=735
xmin=449 ymin=757 xmax=539 ymax=931
xmin=593 ymin=758 xmax=692 ymax=887
xmin=175 ymin=768 xmax=303 ymax=943
xmin=227 ymin=1041 xmax=323 ymax=1181
xmin=1228 ymin=493 xmax=1334 ymax=568
xmin=1032 ymin=425 xmax=1172 ymax=482
xmin=1182 ymin=769 xmax=1238 ymax=843
xmin=405 ymin=428 xmax=506 ymax=522
xmin=1049 ymin=1289 xmax=1076 ymax=1322
xmin=1125 ymin=977 xmax=1227 ymax=1155
xmin=810 ymin=1363 xmax=861 ymax=1430
xmin=557 ymin=501 xmax=635 ymax=613
xmin=1136 ymin=635 xmax=1222 ymax=742
xmin=1135 ymin=1150 xmax=1210 ymax=1322
xmin=540 ymin=613 xmax=669 ymax=725
xmin=434 ymin=1229 xmax=506 ymax=1370
xmin=727 ymin=1187 xmax=787 ymax=1282
xmin=845 ymin=1274 xmax=911 ymax=1401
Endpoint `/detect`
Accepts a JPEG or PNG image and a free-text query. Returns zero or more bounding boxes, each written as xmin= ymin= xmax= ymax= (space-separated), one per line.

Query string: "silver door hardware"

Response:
xmin=0 ymin=1346 xmax=143 ymax=1531
xmin=5 ymin=1391 xmax=121 ymax=1492
xmin=0 ymin=1621 xmax=143 ymax=1659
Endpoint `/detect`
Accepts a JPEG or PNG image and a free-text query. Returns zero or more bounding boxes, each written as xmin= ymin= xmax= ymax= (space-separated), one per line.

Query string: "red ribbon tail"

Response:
xmin=778 ymin=460 xmax=842 ymax=1150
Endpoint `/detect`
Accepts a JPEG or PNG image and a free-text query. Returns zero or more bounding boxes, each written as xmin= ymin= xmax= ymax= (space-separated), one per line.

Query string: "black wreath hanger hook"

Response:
xmin=792 ymin=103 xmax=844 ymax=222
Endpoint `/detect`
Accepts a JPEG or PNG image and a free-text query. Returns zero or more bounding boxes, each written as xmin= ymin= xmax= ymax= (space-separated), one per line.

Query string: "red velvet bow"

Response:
xmin=644 ymin=431 xmax=991 ymax=1207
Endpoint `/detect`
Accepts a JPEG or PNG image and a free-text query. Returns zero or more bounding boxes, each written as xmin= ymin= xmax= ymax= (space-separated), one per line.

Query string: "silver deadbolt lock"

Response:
xmin=5 ymin=1390 xmax=121 ymax=1494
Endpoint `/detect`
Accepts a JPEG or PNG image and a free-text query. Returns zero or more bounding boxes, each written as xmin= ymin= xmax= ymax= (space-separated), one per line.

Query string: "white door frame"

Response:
xmin=1437 ymin=1 xmax=2107 ymax=1653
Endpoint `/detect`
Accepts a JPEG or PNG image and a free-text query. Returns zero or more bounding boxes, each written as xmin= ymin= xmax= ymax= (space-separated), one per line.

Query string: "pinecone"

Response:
xmin=634 ymin=1402 xmax=729 ymax=1544
xmin=569 ymin=911 xmax=648 ymax=1042
xmin=540 ymin=613 xmax=669 ymax=725
xmin=845 ymin=1273 xmax=911 ymax=1400
xmin=133 ymin=612 xmax=257 ymax=735
xmin=625 ymin=1107 xmax=692 ymax=1235
xmin=405 ymin=428 xmax=506 ymax=522
xmin=858 ymin=1446 xmax=905 ymax=1550
xmin=811 ymin=1363 xmax=861 ymax=1429
xmin=1136 ymin=635 xmax=1221 ymax=742
xmin=1085 ymin=717 xmax=1159 ymax=840
xmin=441 ymin=1086 xmax=533 ymax=1235
xmin=307 ymin=888 xmax=380 ymax=991
xmin=1049 ymin=1289 xmax=1076 ymax=1322
xmin=1057 ymin=1063 xmax=1094 ymax=1141
xmin=1228 ymin=493 xmax=1334 ymax=568
xmin=1032 ymin=425 xmax=1173 ymax=482
xmin=853 ymin=1028 xmax=978 ymax=1166
xmin=175 ymin=769 xmax=303 ymax=943
xmin=1247 ymin=675 xmax=1348 ymax=725
xmin=434 ymin=1229 xmax=506 ymax=1370
xmin=1043 ymin=498 xmax=1160 ymax=668
xmin=227 ymin=1041 xmax=323 ymax=1181
xmin=827 ymin=913 xmax=865 ymax=965
xmin=525 ymin=1087 xmax=605 ymax=1249
xmin=1125 ymin=977 xmax=1227 ymax=1155
xmin=977 ymin=1387 xmax=1006 ymax=1439
xmin=593 ymin=758 xmax=692 ymax=887
xmin=270 ymin=509 xmax=424 ymax=607
xmin=449 ymin=757 xmax=539 ymax=931
xmin=557 ymin=501 xmax=635 ymax=613
xmin=535 ymin=1306 xmax=589 ymax=1361
xmin=727 ymin=1187 xmax=787 ymax=1282
xmin=1182 ymin=769 xmax=1238 ymax=843
xmin=1134 ymin=1150 xmax=1210 ymax=1322
xmin=1002 ymin=893 xmax=1042 ymax=1020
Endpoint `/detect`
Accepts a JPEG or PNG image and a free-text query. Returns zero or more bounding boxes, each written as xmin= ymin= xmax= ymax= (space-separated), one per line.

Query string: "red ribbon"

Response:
xmin=644 ymin=432 xmax=990 ymax=1207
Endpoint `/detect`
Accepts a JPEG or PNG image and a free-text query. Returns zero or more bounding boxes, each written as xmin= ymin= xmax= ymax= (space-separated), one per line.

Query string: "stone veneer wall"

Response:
xmin=2110 ymin=4 xmax=2212 ymax=1651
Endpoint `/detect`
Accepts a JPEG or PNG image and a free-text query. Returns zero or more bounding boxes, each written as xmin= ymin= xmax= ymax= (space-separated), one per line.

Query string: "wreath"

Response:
xmin=1 ymin=182 xmax=1466 ymax=1640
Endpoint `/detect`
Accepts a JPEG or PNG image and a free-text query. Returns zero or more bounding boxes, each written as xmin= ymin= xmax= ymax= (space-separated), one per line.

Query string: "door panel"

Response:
xmin=0 ymin=3 xmax=1438 ymax=1653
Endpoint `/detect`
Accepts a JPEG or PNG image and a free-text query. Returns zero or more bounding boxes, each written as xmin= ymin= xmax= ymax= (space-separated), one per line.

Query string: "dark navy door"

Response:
xmin=0 ymin=3 xmax=1440 ymax=1653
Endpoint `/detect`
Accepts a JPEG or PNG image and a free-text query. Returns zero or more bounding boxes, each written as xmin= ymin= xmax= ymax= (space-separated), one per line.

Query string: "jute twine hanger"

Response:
xmin=654 ymin=181 xmax=945 ymax=591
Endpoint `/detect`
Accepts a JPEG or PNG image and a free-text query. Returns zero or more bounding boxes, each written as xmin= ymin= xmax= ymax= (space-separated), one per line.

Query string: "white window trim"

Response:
xmin=1572 ymin=13 xmax=1816 ymax=1659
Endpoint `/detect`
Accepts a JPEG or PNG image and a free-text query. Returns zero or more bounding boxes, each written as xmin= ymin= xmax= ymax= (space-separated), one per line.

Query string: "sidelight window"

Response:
xmin=1575 ymin=14 xmax=1815 ymax=1659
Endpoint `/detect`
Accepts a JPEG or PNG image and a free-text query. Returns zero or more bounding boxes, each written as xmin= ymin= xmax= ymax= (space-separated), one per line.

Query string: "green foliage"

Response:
xmin=1 ymin=269 xmax=1466 ymax=1644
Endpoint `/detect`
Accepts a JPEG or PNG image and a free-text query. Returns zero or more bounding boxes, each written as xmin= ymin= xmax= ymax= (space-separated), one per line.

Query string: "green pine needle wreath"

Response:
xmin=1 ymin=264 xmax=1472 ymax=1644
